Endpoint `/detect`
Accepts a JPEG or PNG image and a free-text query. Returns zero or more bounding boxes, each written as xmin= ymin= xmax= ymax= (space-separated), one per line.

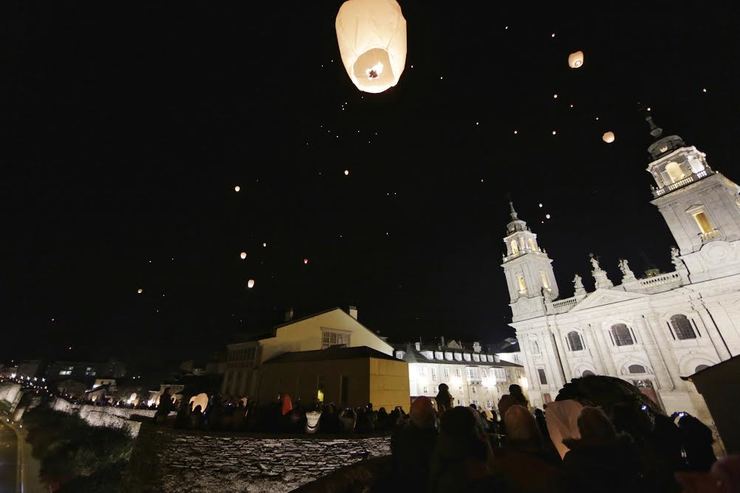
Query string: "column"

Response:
xmin=695 ymin=303 xmax=733 ymax=360
xmin=582 ymin=326 xmax=608 ymax=375
xmin=644 ymin=313 xmax=685 ymax=391
xmin=636 ymin=316 xmax=673 ymax=391
xmin=591 ymin=323 xmax=618 ymax=376
xmin=550 ymin=321 xmax=573 ymax=381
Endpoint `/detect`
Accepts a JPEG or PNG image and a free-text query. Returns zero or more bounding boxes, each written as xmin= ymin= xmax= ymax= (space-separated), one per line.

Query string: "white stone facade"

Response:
xmin=395 ymin=343 xmax=525 ymax=410
xmin=502 ymin=130 xmax=740 ymax=423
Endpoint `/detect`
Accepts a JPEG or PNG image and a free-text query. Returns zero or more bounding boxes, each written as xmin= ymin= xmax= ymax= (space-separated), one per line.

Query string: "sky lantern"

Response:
xmin=240 ymin=251 xmax=247 ymax=260
xmin=234 ymin=185 xmax=241 ymax=192
xmin=602 ymin=131 xmax=616 ymax=143
xmin=335 ymin=0 xmax=407 ymax=93
xmin=189 ymin=393 xmax=209 ymax=413
xmin=568 ymin=50 xmax=584 ymax=68
xmin=247 ymin=279 xmax=255 ymax=289
xmin=137 ymin=288 xmax=143 ymax=294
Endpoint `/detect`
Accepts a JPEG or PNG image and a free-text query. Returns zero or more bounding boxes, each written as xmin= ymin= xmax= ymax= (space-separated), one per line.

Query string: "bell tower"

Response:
xmin=501 ymin=202 xmax=559 ymax=321
xmin=646 ymin=115 xmax=740 ymax=282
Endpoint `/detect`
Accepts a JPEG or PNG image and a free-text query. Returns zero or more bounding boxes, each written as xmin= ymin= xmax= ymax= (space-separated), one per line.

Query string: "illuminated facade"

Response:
xmin=503 ymin=124 xmax=740 ymax=423
xmin=394 ymin=340 xmax=525 ymax=410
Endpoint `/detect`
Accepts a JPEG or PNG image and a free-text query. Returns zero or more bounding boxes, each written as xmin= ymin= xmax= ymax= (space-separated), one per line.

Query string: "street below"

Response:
xmin=0 ymin=422 xmax=17 ymax=492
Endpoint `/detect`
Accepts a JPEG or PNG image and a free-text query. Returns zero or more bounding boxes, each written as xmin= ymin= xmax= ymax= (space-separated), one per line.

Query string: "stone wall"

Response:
xmin=51 ymin=397 xmax=157 ymax=437
xmin=126 ymin=425 xmax=391 ymax=493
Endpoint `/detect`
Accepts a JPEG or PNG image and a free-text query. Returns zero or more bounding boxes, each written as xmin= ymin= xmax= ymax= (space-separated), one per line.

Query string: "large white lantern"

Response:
xmin=568 ymin=51 xmax=584 ymax=69
xmin=602 ymin=131 xmax=615 ymax=143
xmin=335 ymin=0 xmax=407 ymax=93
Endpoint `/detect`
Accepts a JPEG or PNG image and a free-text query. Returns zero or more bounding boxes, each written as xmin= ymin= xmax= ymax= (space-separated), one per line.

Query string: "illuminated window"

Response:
xmin=670 ymin=314 xmax=696 ymax=340
xmin=692 ymin=211 xmax=713 ymax=235
xmin=528 ymin=238 xmax=537 ymax=251
xmin=665 ymin=161 xmax=686 ymax=183
xmin=611 ymin=324 xmax=634 ymax=346
xmin=566 ymin=331 xmax=584 ymax=351
xmin=322 ymin=329 xmax=350 ymax=349
xmin=517 ymin=275 xmax=527 ymax=294
xmin=510 ymin=239 xmax=519 ymax=255
xmin=59 ymin=366 xmax=73 ymax=376
xmin=540 ymin=271 xmax=550 ymax=290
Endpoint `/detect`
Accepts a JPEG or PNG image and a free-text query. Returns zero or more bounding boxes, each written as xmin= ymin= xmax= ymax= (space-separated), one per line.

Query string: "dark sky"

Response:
xmin=3 ymin=1 xmax=740 ymax=368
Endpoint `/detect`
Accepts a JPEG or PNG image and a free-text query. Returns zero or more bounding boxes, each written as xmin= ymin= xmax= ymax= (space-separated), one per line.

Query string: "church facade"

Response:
xmin=502 ymin=121 xmax=740 ymax=422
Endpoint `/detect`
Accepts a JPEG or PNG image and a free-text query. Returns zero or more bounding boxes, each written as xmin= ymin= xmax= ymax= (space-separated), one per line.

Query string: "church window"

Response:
xmin=537 ymin=368 xmax=548 ymax=385
xmin=695 ymin=364 xmax=709 ymax=373
xmin=692 ymin=211 xmax=714 ymax=235
xmin=611 ymin=323 xmax=634 ymax=346
xmin=670 ymin=314 xmax=696 ymax=340
xmin=627 ymin=364 xmax=646 ymax=374
xmin=665 ymin=161 xmax=686 ymax=183
xmin=528 ymin=238 xmax=537 ymax=251
xmin=582 ymin=370 xmax=595 ymax=377
xmin=531 ymin=340 xmax=540 ymax=354
xmin=517 ymin=275 xmax=527 ymax=294
xmin=566 ymin=331 xmax=584 ymax=351
xmin=540 ymin=271 xmax=551 ymax=290
xmin=510 ymin=240 xmax=519 ymax=255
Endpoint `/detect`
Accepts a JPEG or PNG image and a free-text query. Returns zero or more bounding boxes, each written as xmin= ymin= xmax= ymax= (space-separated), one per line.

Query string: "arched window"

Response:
xmin=531 ymin=340 xmax=540 ymax=354
xmin=517 ymin=275 xmax=527 ymax=294
xmin=510 ymin=240 xmax=519 ymax=255
xmin=695 ymin=364 xmax=709 ymax=373
xmin=628 ymin=364 xmax=646 ymax=374
xmin=528 ymin=238 xmax=537 ymax=251
xmin=582 ymin=370 xmax=595 ymax=377
xmin=665 ymin=161 xmax=686 ymax=183
xmin=566 ymin=331 xmax=584 ymax=351
xmin=611 ymin=323 xmax=634 ymax=346
xmin=671 ymin=314 xmax=696 ymax=340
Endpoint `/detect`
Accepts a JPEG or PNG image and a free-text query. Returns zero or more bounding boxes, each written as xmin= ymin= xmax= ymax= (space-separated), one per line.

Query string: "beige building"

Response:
xmin=258 ymin=346 xmax=410 ymax=410
xmin=222 ymin=308 xmax=396 ymax=400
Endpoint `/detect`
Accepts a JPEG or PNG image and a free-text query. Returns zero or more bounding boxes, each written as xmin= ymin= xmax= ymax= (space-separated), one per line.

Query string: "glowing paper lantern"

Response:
xmin=189 ymin=393 xmax=209 ymax=413
xmin=247 ymin=279 xmax=255 ymax=289
xmin=568 ymin=51 xmax=584 ymax=69
xmin=240 ymin=252 xmax=247 ymax=260
xmin=137 ymin=288 xmax=143 ymax=294
xmin=335 ymin=0 xmax=407 ymax=93
xmin=602 ymin=131 xmax=615 ymax=143
xmin=234 ymin=186 xmax=241 ymax=192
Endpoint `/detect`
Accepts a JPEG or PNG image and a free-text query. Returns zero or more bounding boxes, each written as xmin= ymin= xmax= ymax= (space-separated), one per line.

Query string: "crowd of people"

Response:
xmin=388 ymin=383 xmax=738 ymax=493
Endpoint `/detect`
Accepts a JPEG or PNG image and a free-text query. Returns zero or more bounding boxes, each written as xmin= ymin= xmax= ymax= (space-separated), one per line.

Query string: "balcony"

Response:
xmin=700 ymin=229 xmax=722 ymax=243
xmin=652 ymin=170 xmax=711 ymax=198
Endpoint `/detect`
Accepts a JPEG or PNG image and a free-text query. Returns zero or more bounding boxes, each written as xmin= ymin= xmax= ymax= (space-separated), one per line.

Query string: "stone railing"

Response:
xmin=550 ymin=296 xmax=578 ymax=313
xmin=635 ymin=271 xmax=683 ymax=292
xmin=652 ymin=170 xmax=710 ymax=197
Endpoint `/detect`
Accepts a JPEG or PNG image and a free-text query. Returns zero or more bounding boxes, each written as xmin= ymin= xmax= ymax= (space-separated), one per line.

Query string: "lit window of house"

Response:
xmin=321 ymin=329 xmax=350 ymax=349
xmin=59 ymin=366 xmax=73 ymax=376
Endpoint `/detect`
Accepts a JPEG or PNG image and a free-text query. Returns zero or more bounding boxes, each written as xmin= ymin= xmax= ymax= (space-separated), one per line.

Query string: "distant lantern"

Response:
xmin=303 ymin=258 xmax=309 ymax=265
xmin=602 ymin=131 xmax=616 ymax=143
xmin=344 ymin=169 xmax=350 ymax=176
xmin=240 ymin=252 xmax=247 ymax=260
xmin=247 ymin=279 xmax=255 ymax=289
xmin=335 ymin=0 xmax=407 ymax=93
xmin=137 ymin=288 xmax=143 ymax=294
xmin=234 ymin=185 xmax=241 ymax=192
xmin=568 ymin=51 xmax=584 ymax=69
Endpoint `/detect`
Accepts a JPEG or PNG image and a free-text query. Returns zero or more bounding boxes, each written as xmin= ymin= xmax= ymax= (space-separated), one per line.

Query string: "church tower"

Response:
xmin=501 ymin=202 xmax=559 ymax=321
xmin=646 ymin=115 xmax=740 ymax=282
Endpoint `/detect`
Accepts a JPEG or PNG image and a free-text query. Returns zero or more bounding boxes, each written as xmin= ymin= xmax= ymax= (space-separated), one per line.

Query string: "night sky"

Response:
xmin=4 ymin=1 xmax=740 ymax=369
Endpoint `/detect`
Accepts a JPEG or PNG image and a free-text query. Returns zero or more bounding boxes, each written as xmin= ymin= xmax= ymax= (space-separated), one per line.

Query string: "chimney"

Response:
xmin=348 ymin=305 xmax=358 ymax=319
xmin=414 ymin=341 xmax=421 ymax=351
xmin=473 ymin=341 xmax=481 ymax=353
xmin=284 ymin=307 xmax=294 ymax=322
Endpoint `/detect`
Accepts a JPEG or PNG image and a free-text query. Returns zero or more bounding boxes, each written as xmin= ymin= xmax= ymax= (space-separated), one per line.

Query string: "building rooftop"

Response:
xmin=396 ymin=344 xmax=522 ymax=368
xmin=263 ymin=345 xmax=398 ymax=364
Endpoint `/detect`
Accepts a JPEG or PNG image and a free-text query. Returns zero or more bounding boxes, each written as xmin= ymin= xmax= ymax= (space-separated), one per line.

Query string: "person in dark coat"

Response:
xmin=678 ymin=413 xmax=717 ymax=471
xmin=498 ymin=384 xmax=529 ymax=423
xmin=429 ymin=406 xmax=505 ymax=493
xmin=561 ymin=406 xmax=646 ymax=493
xmin=435 ymin=383 xmax=454 ymax=415
xmin=391 ymin=396 xmax=438 ymax=492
